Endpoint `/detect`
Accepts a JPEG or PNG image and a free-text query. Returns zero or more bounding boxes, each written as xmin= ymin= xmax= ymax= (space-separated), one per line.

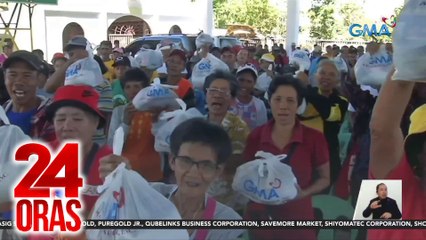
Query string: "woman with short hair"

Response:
xmin=243 ymin=75 xmax=330 ymax=240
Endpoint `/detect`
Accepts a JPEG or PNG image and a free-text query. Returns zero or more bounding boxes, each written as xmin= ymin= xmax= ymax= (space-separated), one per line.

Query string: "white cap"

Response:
xmin=236 ymin=64 xmax=258 ymax=78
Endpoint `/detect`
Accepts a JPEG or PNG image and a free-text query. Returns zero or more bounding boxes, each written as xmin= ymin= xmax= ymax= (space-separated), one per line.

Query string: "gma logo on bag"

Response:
xmin=243 ymin=178 xmax=282 ymax=201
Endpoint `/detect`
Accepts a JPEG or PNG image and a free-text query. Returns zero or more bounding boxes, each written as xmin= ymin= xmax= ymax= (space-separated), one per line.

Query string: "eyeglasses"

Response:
xmin=206 ymin=87 xmax=230 ymax=97
xmin=174 ymin=156 xmax=218 ymax=176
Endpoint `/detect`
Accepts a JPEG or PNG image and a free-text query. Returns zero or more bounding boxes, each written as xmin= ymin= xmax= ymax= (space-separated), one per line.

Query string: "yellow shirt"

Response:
xmin=103 ymin=60 xmax=116 ymax=82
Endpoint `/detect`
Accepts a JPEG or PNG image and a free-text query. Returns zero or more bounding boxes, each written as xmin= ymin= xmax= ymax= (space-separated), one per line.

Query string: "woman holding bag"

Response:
xmin=27 ymin=85 xmax=113 ymax=240
xmin=99 ymin=118 xmax=246 ymax=240
xmin=243 ymin=75 xmax=330 ymax=240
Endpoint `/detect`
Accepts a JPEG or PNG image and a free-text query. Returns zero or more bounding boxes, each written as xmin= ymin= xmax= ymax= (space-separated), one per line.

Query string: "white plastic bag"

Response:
xmin=392 ymin=0 xmax=426 ymax=81
xmin=289 ymin=50 xmax=311 ymax=71
xmin=64 ymin=57 xmax=104 ymax=87
xmin=191 ymin=53 xmax=229 ymax=90
xmin=0 ymin=106 xmax=31 ymax=204
xmin=154 ymin=101 xmax=204 ymax=153
xmin=334 ymin=54 xmax=348 ymax=73
xmin=255 ymin=72 xmax=273 ymax=93
xmin=87 ymin=163 xmax=188 ymax=240
xmin=355 ymin=46 xmax=393 ymax=87
xmin=232 ymin=151 xmax=298 ymax=205
xmin=132 ymin=80 xmax=181 ymax=112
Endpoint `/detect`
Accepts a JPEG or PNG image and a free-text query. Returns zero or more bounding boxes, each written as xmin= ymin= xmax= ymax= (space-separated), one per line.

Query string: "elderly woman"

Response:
xmin=27 ymin=85 xmax=113 ymax=240
xmin=203 ymin=70 xmax=251 ymax=212
xmin=45 ymin=85 xmax=113 ymax=217
xmin=99 ymin=118 xmax=245 ymax=239
xmin=243 ymin=75 xmax=330 ymax=240
xmin=299 ymin=59 xmax=348 ymax=184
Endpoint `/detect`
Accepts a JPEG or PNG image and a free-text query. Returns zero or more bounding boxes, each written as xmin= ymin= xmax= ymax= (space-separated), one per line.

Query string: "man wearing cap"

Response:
xmin=45 ymin=36 xmax=94 ymax=92
xmin=45 ymin=36 xmax=114 ymax=146
xmin=255 ymin=53 xmax=275 ymax=94
xmin=111 ymin=56 xmax=132 ymax=107
xmin=191 ymin=33 xmax=229 ymax=91
xmin=161 ymin=49 xmax=195 ymax=108
xmin=370 ymin=72 xmax=426 ymax=239
xmin=2 ymin=50 xmax=55 ymax=141
xmin=230 ymin=64 xmax=268 ymax=130
xmin=97 ymin=40 xmax=115 ymax=82
xmin=156 ymin=39 xmax=188 ymax=79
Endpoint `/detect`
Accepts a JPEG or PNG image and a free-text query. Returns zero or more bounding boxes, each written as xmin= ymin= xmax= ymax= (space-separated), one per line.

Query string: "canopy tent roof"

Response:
xmin=226 ymin=24 xmax=258 ymax=39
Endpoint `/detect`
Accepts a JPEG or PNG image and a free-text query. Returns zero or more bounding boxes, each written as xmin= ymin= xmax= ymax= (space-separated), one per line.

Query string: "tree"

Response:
xmin=213 ymin=0 xmax=285 ymax=35
xmin=339 ymin=2 xmax=367 ymax=40
xmin=308 ymin=0 xmax=338 ymax=39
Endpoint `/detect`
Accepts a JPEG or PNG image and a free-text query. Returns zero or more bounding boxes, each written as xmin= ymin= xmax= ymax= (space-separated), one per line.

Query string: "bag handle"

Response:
xmin=152 ymin=78 xmax=179 ymax=90
xmin=195 ymin=197 xmax=217 ymax=240
xmin=159 ymin=99 xmax=187 ymax=120
xmin=0 ymin=106 xmax=10 ymax=125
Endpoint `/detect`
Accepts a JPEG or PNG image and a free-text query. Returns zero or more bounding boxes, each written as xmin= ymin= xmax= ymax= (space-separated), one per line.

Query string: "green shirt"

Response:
xmin=111 ymin=79 xmax=128 ymax=108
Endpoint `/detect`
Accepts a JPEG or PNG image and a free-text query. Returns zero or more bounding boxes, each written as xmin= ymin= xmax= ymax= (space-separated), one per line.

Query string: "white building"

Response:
xmin=0 ymin=0 xmax=213 ymax=61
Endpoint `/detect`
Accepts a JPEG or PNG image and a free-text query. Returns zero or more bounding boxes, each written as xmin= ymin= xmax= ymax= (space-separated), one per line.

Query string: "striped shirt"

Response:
xmin=93 ymin=80 xmax=113 ymax=145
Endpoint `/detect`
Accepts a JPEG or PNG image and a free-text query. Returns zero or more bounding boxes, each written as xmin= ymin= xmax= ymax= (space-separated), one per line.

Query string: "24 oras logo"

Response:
xmin=12 ymin=141 xmax=84 ymax=234
xmin=349 ymin=15 xmax=397 ymax=37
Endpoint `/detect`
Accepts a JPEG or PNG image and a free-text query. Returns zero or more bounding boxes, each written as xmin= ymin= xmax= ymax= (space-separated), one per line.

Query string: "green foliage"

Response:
xmin=213 ymin=0 xmax=285 ymax=35
xmin=308 ymin=0 xmax=338 ymax=39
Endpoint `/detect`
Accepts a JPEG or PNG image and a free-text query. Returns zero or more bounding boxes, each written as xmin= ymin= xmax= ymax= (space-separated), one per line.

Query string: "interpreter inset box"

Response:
xmin=353 ymin=180 xmax=402 ymax=220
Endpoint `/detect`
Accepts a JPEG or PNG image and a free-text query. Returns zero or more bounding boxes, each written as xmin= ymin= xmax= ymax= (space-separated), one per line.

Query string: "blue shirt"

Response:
xmin=7 ymin=108 xmax=37 ymax=135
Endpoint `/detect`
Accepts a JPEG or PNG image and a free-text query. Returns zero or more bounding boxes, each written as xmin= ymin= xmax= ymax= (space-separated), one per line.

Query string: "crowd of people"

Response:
xmin=0 ymin=30 xmax=424 ymax=240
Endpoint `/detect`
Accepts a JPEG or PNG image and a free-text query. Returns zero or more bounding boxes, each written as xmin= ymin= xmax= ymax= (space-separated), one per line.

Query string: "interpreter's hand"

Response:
xmin=370 ymin=200 xmax=382 ymax=209
xmin=380 ymin=212 xmax=392 ymax=219
xmin=123 ymin=103 xmax=137 ymax=125
xmin=99 ymin=154 xmax=131 ymax=180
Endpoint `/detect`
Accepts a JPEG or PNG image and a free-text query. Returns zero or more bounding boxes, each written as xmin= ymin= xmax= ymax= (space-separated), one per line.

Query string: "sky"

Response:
xmin=361 ymin=0 xmax=404 ymax=20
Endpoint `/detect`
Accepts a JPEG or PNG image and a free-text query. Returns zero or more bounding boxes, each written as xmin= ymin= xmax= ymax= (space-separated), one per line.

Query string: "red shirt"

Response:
xmin=27 ymin=142 xmax=113 ymax=240
xmin=243 ymin=120 xmax=329 ymax=240
xmin=49 ymin=140 xmax=113 ymax=216
xmin=369 ymin=156 xmax=426 ymax=240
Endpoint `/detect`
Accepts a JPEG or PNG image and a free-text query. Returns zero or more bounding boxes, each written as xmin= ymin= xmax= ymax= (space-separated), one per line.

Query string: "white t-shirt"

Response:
xmin=150 ymin=183 xmax=246 ymax=240
xmin=229 ymin=97 xmax=268 ymax=130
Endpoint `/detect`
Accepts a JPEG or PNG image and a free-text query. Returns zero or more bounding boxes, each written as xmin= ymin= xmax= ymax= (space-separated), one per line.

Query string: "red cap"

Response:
xmin=231 ymin=45 xmax=243 ymax=55
xmin=46 ymin=85 xmax=105 ymax=128
xmin=51 ymin=52 xmax=67 ymax=64
xmin=169 ymin=49 xmax=187 ymax=62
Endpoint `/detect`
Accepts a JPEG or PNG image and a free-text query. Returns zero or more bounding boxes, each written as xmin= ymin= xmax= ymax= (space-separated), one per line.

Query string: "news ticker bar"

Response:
xmin=1 ymin=220 xmax=426 ymax=229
